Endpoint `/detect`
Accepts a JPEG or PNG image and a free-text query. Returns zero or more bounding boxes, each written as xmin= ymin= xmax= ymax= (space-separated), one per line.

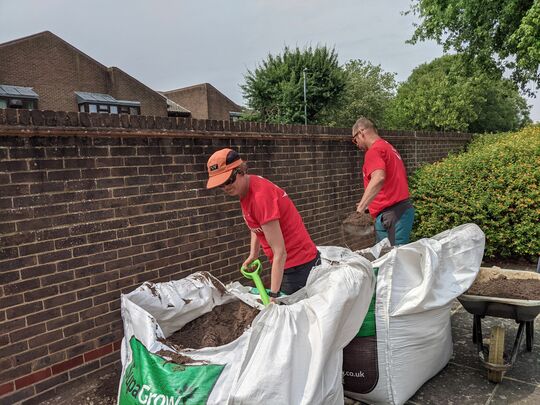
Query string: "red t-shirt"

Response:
xmin=363 ymin=139 xmax=410 ymax=217
xmin=240 ymin=175 xmax=317 ymax=269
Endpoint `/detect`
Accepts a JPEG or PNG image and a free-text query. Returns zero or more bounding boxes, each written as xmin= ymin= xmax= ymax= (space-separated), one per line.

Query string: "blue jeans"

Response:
xmin=281 ymin=251 xmax=321 ymax=295
xmin=375 ymin=207 xmax=415 ymax=246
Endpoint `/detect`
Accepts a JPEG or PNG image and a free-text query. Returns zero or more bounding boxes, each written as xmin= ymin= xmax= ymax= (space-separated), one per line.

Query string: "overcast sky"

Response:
xmin=1 ymin=0 xmax=539 ymax=121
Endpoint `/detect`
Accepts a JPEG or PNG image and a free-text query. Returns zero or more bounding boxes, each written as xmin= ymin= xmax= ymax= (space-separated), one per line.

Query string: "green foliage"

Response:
xmin=318 ymin=60 xmax=397 ymax=128
xmin=408 ymin=0 xmax=540 ymax=94
xmin=384 ymin=55 xmax=531 ymax=132
xmin=240 ymin=46 xmax=346 ymax=125
xmin=410 ymin=126 xmax=540 ymax=259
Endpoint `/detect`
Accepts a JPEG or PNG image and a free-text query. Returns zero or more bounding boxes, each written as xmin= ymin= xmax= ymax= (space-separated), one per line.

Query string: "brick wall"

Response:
xmin=0 ymin=108 xmax=472 ymax=404
xmin=0 ymin=31 xmax=167 ymax=116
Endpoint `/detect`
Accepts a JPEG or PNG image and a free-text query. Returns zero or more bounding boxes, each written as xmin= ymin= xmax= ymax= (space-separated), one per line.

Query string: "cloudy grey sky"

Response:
xmin=1 ymin=0 xmax=538 ymax=121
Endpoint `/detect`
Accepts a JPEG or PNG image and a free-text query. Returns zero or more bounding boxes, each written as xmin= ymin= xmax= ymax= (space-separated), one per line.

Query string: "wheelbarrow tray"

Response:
xmin=458 ymin=294 xmax=540 ymax=322
xmin=458 ymin=267 xmax=540 ymax=322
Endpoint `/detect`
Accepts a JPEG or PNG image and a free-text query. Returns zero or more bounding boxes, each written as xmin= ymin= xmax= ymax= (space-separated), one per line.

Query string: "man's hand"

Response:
xmin=356 ymin=201 xmax=367 ymax=214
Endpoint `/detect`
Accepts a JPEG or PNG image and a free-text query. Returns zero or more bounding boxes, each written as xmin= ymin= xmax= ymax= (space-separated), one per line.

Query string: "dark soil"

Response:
xmin=466 ymin=275 xmax=540 ymax=300
xmin=164 ymin=300 xmax=260 ymax=349
xmin=155 ymin=349 xmax=196 ymax=365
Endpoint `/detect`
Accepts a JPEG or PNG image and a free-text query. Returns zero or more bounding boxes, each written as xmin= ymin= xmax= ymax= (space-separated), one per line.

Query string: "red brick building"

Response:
xmin=0 ymin=31 xmax=172 ymax=116
xmin=0 ymin=31 xmax=242 ymax=120
xmin=162 ymin=83 xmax=243 ymax=121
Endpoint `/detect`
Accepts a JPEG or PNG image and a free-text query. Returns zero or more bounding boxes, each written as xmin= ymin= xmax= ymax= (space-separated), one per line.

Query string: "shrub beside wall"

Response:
xmin=411 ymin=125 xmax=540 ymax=259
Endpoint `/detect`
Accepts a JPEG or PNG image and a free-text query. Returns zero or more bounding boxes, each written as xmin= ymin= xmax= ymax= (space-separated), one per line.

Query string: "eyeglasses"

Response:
xmin=220 ymin=168 xmax=240 ymax=187
xmin=352 ymin=128 xmax=365 ymax=144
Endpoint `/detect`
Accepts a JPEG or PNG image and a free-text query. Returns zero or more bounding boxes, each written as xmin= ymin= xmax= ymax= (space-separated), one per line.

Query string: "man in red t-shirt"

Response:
xmin=206 ymin=148 xmax=319 ymax=298
xmin=352 ymin=117 xmax=415 ymax=245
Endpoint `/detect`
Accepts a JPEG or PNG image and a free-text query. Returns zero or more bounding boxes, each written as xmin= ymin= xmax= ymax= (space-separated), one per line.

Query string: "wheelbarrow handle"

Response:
xmin=240 ymin=259 xmax=270 ymax=306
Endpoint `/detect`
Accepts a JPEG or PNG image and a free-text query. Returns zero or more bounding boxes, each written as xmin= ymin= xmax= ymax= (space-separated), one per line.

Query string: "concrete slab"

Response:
xmin=406 ymin=363 xmax=495 ymax=405
xmin=490 ymin=379 xmax=540 ymax=404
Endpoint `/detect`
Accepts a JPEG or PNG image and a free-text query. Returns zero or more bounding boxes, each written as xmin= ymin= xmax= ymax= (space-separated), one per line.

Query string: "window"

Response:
xmin=129 ymin=107 xmax=139 ymax=115
xmin=0 ymin=85 xmax=39 ymax=109
xmin=89 ymin=104 xmax=98 ymax=113
xmin=98 ymin=104 xmax=109 ymax=113
xmin=79 ymin=104 xmax=85 ymax=112
xmin=0 ymin=98 xmax=36 ymax=110
xmin=110 ymin=105 xmax=118 ymax=114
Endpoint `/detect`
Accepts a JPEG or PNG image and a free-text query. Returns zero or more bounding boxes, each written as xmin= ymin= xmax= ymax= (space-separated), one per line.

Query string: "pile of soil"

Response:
xmin=466 ymin=275 xmax=540 ymax=300
xmin=165 ymin=300 xmax=260 ymax=350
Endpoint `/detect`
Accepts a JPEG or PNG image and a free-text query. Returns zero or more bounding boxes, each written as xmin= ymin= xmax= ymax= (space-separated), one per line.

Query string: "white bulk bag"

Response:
xmin=345 ymin=223 xmax=485 ymax=405
xmin=119 ymin=252 xmax=375 ymax=405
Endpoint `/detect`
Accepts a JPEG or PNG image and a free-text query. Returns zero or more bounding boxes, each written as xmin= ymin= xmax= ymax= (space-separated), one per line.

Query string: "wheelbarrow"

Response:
xmin=457 ymin=267 xmax=540 ymax=383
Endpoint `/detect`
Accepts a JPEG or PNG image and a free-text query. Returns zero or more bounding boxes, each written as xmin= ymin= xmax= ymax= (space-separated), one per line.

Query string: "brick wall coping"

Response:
xmin=0 ymin=108 xmax=472 ymax=141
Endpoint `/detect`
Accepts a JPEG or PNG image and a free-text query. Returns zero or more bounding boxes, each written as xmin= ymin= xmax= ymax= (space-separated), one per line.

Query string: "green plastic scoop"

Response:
xmin=240 ymin=259 xmax=270 ymax=306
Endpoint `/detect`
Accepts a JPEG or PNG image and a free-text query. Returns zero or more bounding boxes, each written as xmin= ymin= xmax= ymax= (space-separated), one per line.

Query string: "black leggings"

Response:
xmin=280 ymin=251 xmax=321 ymax=295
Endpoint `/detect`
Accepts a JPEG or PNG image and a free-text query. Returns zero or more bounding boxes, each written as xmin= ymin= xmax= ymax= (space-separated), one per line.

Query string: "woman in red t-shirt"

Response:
xmin=206 ymin=148 xmax=319 ymax=299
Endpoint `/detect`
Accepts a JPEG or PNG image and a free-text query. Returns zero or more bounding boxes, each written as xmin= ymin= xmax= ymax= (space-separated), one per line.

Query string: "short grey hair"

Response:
xmin=352 ymin=117 xmax=378 ymax=134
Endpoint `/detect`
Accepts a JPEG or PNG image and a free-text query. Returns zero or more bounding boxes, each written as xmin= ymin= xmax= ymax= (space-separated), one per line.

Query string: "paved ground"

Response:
xmin=409 ymin=301 xmax=539 ymax=405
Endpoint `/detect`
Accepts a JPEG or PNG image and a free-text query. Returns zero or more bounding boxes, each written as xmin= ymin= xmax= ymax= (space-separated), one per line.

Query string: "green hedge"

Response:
xmin=410 ymin=126 xmax=540 ymax=259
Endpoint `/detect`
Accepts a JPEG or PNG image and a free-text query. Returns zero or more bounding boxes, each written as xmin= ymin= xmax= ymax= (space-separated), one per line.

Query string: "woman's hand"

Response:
xmin=242 ymin=256 xmax=258 ymax=270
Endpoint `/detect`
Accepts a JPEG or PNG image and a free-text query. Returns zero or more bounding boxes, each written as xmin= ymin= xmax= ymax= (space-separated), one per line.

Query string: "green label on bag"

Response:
xmin=119 ymin=337 xmax=225 ymax=405
xmin=357 ymin=267 xmax=378 ymax=337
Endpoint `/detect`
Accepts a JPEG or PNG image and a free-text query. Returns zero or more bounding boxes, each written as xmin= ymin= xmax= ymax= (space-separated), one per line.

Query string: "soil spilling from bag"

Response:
xmin=466 ymin=276 xmax=540 ymax=300
xmin=165 ymin=300 xmax=260 ymax=350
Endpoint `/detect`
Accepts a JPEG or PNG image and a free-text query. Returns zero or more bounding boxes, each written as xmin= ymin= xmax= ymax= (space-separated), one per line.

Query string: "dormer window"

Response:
xmin=75 ymin=91 xmax=140 ymax=115
xmin=0 ymin=84 xmax=39 ymax=110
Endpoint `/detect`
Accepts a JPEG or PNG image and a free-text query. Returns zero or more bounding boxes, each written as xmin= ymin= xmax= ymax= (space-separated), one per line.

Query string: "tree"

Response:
xmin=384 ymin=55 xmax=531 ymax=132
xmin=408 ymin=0 xmax=540 ymax=94
xmin=318 ymin=60 xmax=398 ymax=128
xmin=241 ymin=46 xmax=346 ymax=124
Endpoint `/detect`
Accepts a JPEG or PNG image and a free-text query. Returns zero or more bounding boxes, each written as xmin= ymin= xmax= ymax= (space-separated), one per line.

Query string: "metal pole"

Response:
xmin=303 ymin=68 xmax=307 ymax=125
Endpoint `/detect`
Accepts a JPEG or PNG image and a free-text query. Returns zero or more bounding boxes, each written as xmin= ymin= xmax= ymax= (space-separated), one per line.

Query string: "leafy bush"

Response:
xmin=410 ymin=126 xmax=540 ymax=259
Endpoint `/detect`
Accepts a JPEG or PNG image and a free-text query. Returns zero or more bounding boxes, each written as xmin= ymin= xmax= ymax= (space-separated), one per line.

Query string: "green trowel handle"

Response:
xmin=240 ymin=259 xmax=270 ymax=306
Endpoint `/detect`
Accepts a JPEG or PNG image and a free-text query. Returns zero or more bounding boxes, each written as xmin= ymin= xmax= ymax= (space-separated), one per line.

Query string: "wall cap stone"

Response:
xmin=0 ymin=108 xmax=473 ymax=140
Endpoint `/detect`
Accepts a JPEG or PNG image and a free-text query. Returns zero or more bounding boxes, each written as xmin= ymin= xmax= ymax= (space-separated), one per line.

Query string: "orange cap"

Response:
xmin=206 ymin=148 xmax=243 ymax=189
